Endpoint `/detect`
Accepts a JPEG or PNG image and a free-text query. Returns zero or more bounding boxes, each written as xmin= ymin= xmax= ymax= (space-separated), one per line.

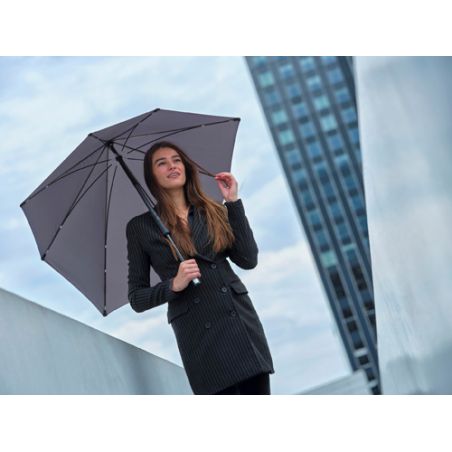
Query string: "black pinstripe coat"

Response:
xmin=126 ymin=198 xmax=275 ymax=394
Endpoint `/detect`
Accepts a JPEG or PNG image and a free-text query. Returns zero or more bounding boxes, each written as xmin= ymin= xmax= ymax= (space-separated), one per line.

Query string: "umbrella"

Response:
xmin=20 ymin=107 xmax=241 ymax=316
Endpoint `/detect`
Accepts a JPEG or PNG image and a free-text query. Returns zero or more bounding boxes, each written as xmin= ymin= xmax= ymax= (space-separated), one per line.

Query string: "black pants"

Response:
xmin=214 ymin=373 xmax=271 ymax=395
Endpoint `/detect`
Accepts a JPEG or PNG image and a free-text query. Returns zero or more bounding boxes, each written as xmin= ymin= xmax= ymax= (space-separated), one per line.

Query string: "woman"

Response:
xmin=126 ymin=140 xmax=275 ymax=395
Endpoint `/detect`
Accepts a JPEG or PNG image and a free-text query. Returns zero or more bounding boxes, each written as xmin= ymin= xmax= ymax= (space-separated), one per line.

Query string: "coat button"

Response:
xmin=211 ymin=263 xmax=217 ymax=269
xmin=220 ymin=286 xmax=227 ymax=293
xmin=193 ymin=297 xmax=200 ymax=304
xmin=230 ymin=310 xmax=237 ymax=317
xmin=205 ymin=322 xmax=211 ymax=329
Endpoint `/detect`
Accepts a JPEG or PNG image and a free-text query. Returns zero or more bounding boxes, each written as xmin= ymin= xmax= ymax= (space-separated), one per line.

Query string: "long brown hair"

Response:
xmin=143 ymin=141 xmax=235 ymax=259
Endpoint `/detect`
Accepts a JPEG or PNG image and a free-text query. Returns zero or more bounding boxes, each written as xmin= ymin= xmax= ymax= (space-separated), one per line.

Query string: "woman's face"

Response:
xmin=151 ymin=147 xmax=187 ymax=191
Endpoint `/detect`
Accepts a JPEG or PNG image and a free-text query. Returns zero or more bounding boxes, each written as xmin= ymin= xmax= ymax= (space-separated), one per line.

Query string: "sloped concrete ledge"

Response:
xmin=0 ymin=287 xmax=192 ymax=394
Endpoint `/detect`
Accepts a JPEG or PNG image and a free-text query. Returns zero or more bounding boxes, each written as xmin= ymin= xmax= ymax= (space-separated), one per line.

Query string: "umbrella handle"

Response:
xmin=165 ymin=236 xmax=201 ymax=287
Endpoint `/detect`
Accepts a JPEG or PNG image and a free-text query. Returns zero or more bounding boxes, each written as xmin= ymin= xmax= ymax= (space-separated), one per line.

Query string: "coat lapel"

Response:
xmin=190 ymin=205 xmax=215 ymax=263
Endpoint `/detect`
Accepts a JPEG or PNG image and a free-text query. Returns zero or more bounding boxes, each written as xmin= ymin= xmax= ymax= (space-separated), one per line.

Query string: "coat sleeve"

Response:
xmin=126 ymin=218 xmax=180 ymax=313
xmin=224 ymin=198 xmax=259 ymax=270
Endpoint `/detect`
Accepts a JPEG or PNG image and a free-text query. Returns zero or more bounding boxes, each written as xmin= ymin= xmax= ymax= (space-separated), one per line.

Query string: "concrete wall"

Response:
xmin=354 ymin=57 xmax=452 ymax=394
xmin=299 ymin=370 xmax=370 ymax=395
xmin=0 ymin=287 xmax=192 ymax=394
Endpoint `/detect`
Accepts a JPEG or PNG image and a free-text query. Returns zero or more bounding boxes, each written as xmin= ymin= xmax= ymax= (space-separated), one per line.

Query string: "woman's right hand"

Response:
xmin=171 ymin=259 xmax=201 ymax=292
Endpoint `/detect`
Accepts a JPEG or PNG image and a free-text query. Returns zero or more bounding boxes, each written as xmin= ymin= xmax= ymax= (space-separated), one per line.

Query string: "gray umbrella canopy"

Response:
xmin=20 ymin=108 xmax=240 ymax=316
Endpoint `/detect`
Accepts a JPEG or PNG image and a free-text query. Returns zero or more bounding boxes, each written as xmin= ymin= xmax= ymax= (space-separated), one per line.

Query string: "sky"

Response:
xmin=0 ymin=56 xmax=351 ymax=394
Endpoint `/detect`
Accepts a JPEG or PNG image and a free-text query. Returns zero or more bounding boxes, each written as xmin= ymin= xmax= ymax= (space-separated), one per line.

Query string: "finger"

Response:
xmin=215 ymin=179 xmax=229 ymax=189
xmin=182 ymin=263 xmax=199 ymax=271
xmin=215 ymin=173 xmax=232 ymax=179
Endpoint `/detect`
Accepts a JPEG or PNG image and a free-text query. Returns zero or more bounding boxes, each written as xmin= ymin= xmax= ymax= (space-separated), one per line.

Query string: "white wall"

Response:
xmin=355 ymin=56 xmax=452 ymax=394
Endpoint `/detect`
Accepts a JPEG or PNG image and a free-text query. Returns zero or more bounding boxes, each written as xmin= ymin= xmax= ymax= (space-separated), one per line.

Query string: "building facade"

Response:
xmin=245 ymin=56 xmax=380 ymax=394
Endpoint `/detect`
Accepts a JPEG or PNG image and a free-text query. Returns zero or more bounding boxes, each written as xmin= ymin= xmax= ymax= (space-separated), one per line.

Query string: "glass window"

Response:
xmin=299 ymin=56 xmax=315 ymax=72
xmin=285 ymin=148 xmax=302 ymax=166
xmin=358 ymin=216 xmax=368 ymax=234
xmin=301 ymin=190 xmax=315 ymax=207
xmin=278 ymin=129 xmax=295 ymax=146
xmin=315 ymin=230 xmax=328 ymax=247
xmin=347 ymin=319 xmax=358 ymax=333
xmin=308 ymin=209 xmax=322 ymax=226
xmin=271 ymin=109 xmax=289 ymax=126
xmin=314 ymin=161 xmax=328 ymax=181
xmin=327 ymin=68 xmax=344 ymax=84
xmin=329 ymin=200 xmax=342 ymax=219
xmin=337 ymin=222 xmax=350 ymax=242
xmin=343 ymin=174 xmax=356 ymax=190
xmin=321 ymin=250 xmax=338 ymax=268
xmin=351 ymin=193 xmax=364 ymax=210
xmin=320 ymin=114 xmax=338 ymax=133
xmin=352 ymin=264 xmax=368 ymax=291
xmin=258 ymin=71 xmax=275 ymax=88
xmin=250 ymin=56 xmax=267 ymax=67
xmin=335 ymin=87 xmax=350 ymax=104
xmin=306 ymin=75 xmax=322 ymax=92
xmin=341 ymin=107 xmax=357 ymax=124
xmin=351 ymin=330 xmax=364 ymax=349
xmin=292 ymin=102 xmax=309 ymax=119
xmin=286 ymin=83 xmax=302 ymax=98
xmin=307 ymin=142 xmax=322 ymax=159
xmin=263 ymin=90 xmax=281 ymax=107
xmin=327 ymin=133 xmax=343 ymax=152
xmin=343 ymin=244 xmax=358 ymax=265
xmin=338 ymin=158 xmax=350 ymax=175
xmin=320 ymin=56 xmax=337 ymax=65
xmin=321 ymin=181 xmax=335 ymax=198
xmin=332 ymin=273 xmax=347 ymax=298
xmin=279 ymin=63 xmax=295 ymax=79
xmin=335 ymin=154 xmax=349 ymax=170
xmin=358 ymin=355 xmax=370 ymax=365
xmin=313 ymin=95 xmax=330 ymax=111
xmin=300 ymin=121 xmax=315 ymax=139
xmin=349 ymin=126 xmax=360 ymax=144
xmin=291 ymin=168 xmax=307 ymax=184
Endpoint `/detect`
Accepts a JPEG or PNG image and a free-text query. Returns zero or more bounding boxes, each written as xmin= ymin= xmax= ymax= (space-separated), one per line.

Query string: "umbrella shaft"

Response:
xmin=108 ymin=142 xmax=200 ymax=286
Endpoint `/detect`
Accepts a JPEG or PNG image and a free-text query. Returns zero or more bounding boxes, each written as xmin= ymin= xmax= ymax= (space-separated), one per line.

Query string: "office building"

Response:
xmin=245 ymin=56 xmax=380 ymax=394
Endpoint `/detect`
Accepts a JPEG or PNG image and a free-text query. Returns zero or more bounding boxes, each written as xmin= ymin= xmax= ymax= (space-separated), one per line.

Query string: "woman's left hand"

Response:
xmin=215 ymin=172 xmax=238 ymax=202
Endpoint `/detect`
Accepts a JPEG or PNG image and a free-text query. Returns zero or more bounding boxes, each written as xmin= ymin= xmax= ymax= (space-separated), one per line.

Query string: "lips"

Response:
xmin=168 ymin=172 xmax=180 ymax=179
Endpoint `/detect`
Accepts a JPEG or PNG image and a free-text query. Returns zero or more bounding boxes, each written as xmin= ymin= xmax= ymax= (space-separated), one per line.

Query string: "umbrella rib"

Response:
xmin=118 ymin=118 xmax=239 ymax=144
xmin=90 ymin=108 xmax=160 ymax=151
xmin=120 ymin=119 xmax=238 ymax=155
xmin=103 ymin=164 xmax=118 ymax=316
xmin=41 ymin=145 xmax=109 ymax=259
xmin=38 ymin=159 xmax=113 ymax=196
xmin=22 ymin=144 xmax=108 ymax=205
